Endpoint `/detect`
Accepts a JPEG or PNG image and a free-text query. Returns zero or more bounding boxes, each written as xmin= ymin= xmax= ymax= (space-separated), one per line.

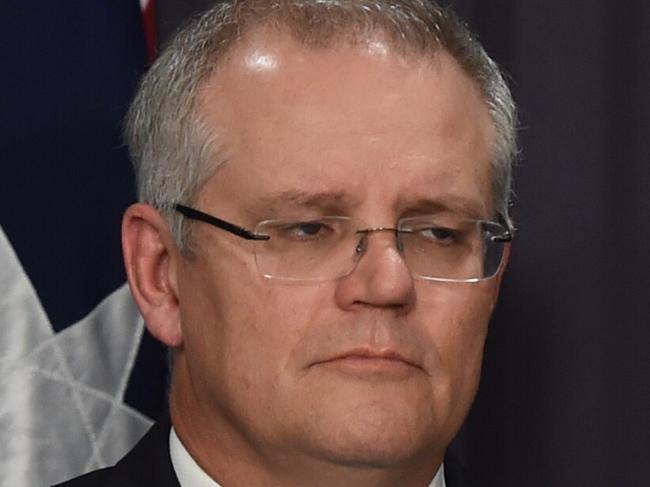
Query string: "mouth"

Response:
xmin=313 ymin=348 xmax=422 ymax=377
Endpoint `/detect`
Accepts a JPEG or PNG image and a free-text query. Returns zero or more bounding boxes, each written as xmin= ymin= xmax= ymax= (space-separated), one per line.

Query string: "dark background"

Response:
xmin=2 ymin=1 xmax=648 ymax=486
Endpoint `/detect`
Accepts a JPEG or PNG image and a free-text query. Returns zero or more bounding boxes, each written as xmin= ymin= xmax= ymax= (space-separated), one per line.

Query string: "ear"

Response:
xmin=122 ymin=203 xmax=183 ymax=347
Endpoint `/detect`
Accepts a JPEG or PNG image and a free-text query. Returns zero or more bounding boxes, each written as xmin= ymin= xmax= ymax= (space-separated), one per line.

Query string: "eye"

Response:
xmin=282 ymin=220 xmax=333 ymax=240
xmin=419 ymin=226 xmax=458 ymax=243
xmin=294 ymin=222 xmax=325 ymax=236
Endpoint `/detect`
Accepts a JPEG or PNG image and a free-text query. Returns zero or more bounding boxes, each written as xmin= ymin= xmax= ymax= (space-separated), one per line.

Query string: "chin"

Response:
xmin=311 ymin=428 xmax=441 ymax=469
xmin=298 ymin=396 xmax=448 ymax=468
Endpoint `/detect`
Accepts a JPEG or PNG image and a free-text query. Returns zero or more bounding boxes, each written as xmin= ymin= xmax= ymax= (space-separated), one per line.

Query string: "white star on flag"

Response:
xmin=0 ymin=226 xmax=152 ymax=486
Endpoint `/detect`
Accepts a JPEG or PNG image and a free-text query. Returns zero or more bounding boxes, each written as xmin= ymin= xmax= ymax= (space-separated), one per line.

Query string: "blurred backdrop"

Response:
xmin=1 ymin=1 xmax=648 ymax=485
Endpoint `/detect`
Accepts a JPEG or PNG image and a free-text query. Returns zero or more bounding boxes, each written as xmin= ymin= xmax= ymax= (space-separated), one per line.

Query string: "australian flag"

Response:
xmin=0 ymin=1 xmax=168 ymax=485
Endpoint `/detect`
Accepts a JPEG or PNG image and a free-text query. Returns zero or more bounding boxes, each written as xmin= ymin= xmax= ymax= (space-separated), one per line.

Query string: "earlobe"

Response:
xmin=122 ymin=203 xmax=183 ymax=347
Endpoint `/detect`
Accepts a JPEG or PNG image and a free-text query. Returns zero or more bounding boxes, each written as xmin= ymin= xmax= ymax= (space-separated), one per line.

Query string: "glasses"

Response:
xmin=175 ymin=204 xmax=512 ymax=283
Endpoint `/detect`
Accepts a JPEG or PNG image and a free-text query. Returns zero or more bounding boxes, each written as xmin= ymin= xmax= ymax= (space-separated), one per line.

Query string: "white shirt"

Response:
xmin=170 ymin=427 xmax=446 ymax=487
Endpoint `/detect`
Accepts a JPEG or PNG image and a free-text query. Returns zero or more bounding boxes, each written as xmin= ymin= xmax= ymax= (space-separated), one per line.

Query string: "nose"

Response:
xmin=334 ymin=230 xmax=415 ymax=313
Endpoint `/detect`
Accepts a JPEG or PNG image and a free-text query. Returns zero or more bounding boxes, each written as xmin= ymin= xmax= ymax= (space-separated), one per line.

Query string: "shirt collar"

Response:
xmin=170 ymin=427 xmax=223 ymax=487
xmin=170 ymin=427 xmax=446 ymax=487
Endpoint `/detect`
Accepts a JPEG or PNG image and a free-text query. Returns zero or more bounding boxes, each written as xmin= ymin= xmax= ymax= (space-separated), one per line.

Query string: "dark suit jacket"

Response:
xmin=54 ymin=419 xmax=179 ymax=487
xmin=54 ymin=419 xmax=473 ymax=486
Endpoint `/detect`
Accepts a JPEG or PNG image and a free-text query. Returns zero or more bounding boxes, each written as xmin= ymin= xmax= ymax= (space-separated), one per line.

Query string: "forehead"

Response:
xmin=197 ymin=30 xmax=495 ymax=217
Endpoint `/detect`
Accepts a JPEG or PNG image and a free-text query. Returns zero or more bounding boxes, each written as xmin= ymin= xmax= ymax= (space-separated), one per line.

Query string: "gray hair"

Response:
xmin=125 ymin=0 xmax=517 ymax=247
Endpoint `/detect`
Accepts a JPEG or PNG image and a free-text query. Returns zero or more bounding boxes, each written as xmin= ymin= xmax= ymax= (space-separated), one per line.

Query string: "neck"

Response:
xmin=169 ymin=359 xmax=444 ymax=487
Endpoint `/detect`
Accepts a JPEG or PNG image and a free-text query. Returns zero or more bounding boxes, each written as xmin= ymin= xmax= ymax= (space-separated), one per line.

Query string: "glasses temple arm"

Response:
xmin=174 ymin=204 xmax=270 ymax=241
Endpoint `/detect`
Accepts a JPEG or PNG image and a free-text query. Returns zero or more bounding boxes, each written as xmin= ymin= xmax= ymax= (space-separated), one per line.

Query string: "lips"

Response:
xmin=314 ymin=348 xmax=422 ymax=371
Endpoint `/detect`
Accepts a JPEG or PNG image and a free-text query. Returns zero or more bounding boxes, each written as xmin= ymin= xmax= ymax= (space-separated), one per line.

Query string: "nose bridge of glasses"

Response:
xmin=354 ymin=227 xmax=405 ymax=256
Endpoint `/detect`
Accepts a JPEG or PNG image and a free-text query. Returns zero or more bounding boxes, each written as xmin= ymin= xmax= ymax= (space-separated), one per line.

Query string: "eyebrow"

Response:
xmin=250 ymin=191 xmax=489 ymax=219
xmin=406 ymin=195 xmax=489 ymax=219
xmin=255 ymin=190 xmax=360 ymax=213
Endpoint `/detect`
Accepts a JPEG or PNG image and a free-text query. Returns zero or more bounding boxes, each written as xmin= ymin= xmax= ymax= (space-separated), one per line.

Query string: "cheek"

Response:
xmin=417 ymin=282 xmax=494 ymax=389
xmin=235 ymin=283 xmax=334 ymax=384
xmin=185 ymin=269 xmax=332 ymax=392
xmin=419 ymin=280 xmax=494 ymax=341
xmin=207 ymin=281 xmax=336 ymax=439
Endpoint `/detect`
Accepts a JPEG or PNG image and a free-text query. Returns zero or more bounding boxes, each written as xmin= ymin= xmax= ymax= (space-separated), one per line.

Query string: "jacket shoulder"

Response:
xmin=52 ymin=419 xmax=179 ymax=487
xmin=53 ymin=466 xmax=114 ymax=486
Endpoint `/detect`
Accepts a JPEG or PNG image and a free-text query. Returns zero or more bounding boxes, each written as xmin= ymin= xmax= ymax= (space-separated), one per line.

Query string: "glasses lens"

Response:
xmin=255 ymin=217 xmax=360 ymax=281
xmin=400 ymin=217 xmax=509 ymax=281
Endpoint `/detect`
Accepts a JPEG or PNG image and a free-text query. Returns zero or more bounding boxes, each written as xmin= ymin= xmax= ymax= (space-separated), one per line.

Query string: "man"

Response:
xmin=58 ymin=0 xmax=516 ymax=485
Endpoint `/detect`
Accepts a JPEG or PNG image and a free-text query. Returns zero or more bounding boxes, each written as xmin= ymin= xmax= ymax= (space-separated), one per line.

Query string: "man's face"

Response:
xmin=174 ymin=32 xmax=500 ymax=467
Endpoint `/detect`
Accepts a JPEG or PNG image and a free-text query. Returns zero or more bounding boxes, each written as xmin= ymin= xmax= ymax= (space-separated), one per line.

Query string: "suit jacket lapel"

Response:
xmin=108 ymin=417 xmax=180 ymax=487
xmin=443 ymin=451 xmax=475 ymax=487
